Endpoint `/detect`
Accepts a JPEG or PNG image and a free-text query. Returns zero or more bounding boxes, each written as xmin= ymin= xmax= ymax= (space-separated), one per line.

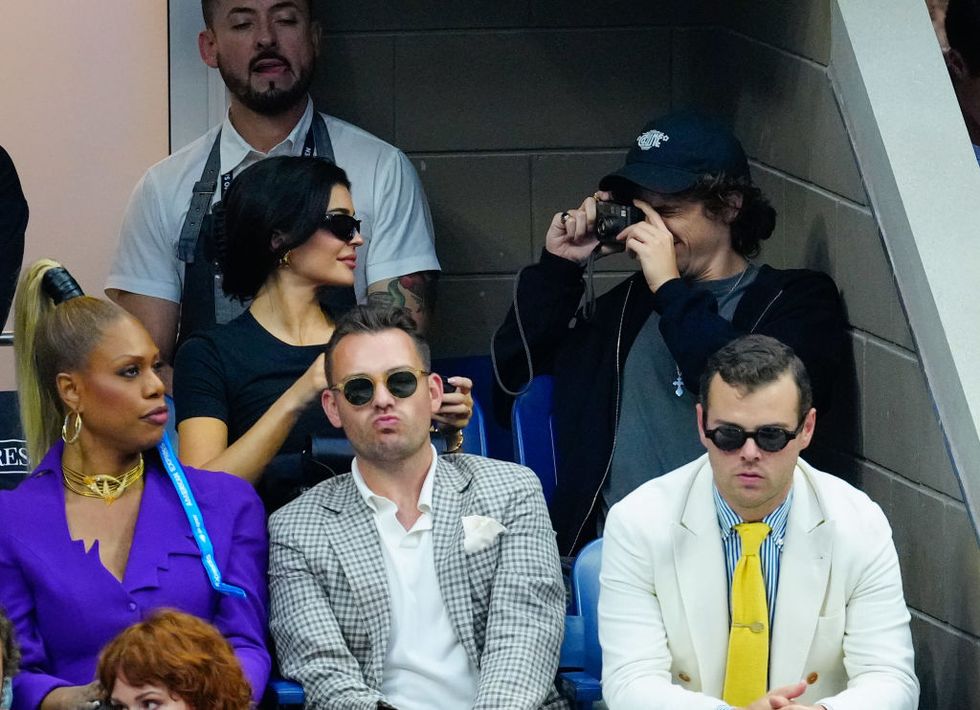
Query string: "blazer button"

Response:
xmin=678 ymin=672 xmax=691 ymax=683
xmin=806 ymin=671 xmax=819 ymax=685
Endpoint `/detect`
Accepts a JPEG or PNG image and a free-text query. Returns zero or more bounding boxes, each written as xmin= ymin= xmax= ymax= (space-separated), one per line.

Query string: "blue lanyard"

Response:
xmin=156 ymin=433 xmax=247 ymax=599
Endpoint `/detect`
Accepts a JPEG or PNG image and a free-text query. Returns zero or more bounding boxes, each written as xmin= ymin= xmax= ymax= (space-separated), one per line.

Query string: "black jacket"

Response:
xmin=492 ymin=250 xmax=846 ymax=555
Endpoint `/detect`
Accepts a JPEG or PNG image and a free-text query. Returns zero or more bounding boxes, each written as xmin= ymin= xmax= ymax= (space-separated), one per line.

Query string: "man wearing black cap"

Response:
xmin=492 ymin=112 xmax=846 ymax=555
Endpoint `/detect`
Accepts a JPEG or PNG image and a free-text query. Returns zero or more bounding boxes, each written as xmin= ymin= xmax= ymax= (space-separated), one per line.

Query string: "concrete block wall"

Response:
xmin=309 ymin=2 xmax=979 ymax=704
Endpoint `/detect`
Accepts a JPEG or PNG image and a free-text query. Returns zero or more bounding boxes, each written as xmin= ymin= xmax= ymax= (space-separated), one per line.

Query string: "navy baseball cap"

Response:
xmin=599 ymin=111 xmax=750 ymax=195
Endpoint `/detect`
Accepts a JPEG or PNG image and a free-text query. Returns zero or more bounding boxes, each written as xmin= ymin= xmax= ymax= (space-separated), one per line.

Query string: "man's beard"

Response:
xmin=219 ymin=62 xmax=314 ymax=117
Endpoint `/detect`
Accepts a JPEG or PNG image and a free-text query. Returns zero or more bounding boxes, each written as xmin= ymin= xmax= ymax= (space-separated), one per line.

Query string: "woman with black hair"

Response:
xmin=173 ymin=157 xmax=471 ymax=511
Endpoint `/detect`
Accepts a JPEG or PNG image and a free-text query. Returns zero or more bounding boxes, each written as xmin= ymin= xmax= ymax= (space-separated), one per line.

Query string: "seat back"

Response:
xmin=265 ymin=678 xmax=304 ymax=708
xmin=511 ymin=375 xmax=558 ymax=503
xmin=458 ymin=396 xmax=488 ymax=455
xmin=572 ymin=538 xmax=603 ymax=679
xmin=0 ymin=390 xmax=29 ymax=491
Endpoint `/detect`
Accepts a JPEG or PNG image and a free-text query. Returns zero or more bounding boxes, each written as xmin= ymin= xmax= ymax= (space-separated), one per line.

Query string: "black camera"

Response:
xmin=595 ymin=201 xmax=644 ymax=245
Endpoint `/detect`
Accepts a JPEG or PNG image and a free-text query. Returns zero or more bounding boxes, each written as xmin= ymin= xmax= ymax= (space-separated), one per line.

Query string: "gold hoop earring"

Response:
xmin=279 ymin=250 xmax=292 ymax=269
xmin=62 ymin=411 xmax=82 ymax=444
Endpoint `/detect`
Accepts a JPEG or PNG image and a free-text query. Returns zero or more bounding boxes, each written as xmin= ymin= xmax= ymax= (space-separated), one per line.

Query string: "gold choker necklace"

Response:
xmin=62 ymin=454 xmax=145 ymax=505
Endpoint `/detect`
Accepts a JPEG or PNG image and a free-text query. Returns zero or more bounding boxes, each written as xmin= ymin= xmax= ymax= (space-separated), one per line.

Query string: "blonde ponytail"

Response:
xmin=13 ymin=260 xmax=125 ymax=467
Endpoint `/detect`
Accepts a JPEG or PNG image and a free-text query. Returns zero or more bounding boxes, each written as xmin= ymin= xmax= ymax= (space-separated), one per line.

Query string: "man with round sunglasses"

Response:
xmin=599 ymin=335 xmax=918 ymax=710
xmin=268 ymin=305 xmax=568 ymax=710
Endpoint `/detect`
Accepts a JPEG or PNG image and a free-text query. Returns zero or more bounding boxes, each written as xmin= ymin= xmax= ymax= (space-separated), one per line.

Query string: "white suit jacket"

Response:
xmin=599 ymin=455 xmax=918 ymax=710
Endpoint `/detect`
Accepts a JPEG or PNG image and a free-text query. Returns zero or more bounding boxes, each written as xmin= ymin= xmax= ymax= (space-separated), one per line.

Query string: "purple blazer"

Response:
xmin=0 ymin=442 xmax=270 ymax=709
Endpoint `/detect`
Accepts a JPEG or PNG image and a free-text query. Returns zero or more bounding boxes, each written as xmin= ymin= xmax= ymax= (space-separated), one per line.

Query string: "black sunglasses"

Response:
xmin=703 ymin=420 xmax=805 ymax=453
xmin=330 ymin=368 xmax=430 ymax=406
xmin=321 ymin=213 xmax=361 ymax=242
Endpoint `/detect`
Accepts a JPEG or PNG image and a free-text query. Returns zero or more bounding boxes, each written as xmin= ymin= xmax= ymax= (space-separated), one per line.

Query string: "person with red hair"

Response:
xmin=97 ymin=610 xmax=252 ymax=710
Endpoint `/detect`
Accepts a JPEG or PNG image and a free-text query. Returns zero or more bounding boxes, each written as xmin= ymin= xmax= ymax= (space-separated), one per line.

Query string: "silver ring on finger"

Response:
xmin=560 ymin=211 xmax=571 ymax=225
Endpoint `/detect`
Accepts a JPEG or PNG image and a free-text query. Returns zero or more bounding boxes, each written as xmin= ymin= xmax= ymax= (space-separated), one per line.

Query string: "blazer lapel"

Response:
xmin=673 ymin=460 xmax=731 ymax=694
xmin=124 ymin=470 xmax=199 ymax=592
xmin=320 ymin=478 xmax=392 ymax=684
xmin=431 ymin=458 xmax=479 ymax=666
xmin=769 ymin=463 xmax=833 ymax=687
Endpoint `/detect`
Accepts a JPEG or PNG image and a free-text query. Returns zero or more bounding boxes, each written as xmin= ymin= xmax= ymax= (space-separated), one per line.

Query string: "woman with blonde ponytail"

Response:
xmin=0 ymin=261 xmax=270 ymax=710
xmin=14 ymin=259 xmax=117 ymax=467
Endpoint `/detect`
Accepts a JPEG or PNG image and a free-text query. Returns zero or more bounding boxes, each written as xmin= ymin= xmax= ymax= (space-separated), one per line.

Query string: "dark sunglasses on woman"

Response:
xmin=321 ymin=213 xmax=361 ymax=242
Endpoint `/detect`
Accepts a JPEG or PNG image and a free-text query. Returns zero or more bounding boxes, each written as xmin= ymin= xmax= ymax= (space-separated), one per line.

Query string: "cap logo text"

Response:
xmin=637 ymin=129 xmax=669 ymax=150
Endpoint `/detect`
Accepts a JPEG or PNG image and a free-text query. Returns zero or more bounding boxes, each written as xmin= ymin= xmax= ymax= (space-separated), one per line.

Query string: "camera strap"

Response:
xmin=581 ymin=244 xmax=604 ymax=321
xmin=157 ymin=433 xmax=247 ymax=599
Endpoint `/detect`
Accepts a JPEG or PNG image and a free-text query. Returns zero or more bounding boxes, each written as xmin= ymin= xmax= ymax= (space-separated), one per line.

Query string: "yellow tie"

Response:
xmin=722 ymin=521 xmax=771 ymax=707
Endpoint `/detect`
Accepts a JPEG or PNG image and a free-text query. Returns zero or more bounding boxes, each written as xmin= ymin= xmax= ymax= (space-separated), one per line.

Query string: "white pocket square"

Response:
xmin=461 ymin=515 xmax=507 ymax=553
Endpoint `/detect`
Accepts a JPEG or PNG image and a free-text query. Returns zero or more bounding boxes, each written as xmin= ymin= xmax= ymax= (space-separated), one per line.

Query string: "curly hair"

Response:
xmin=613 ymin=171 xmax=777 ymax=259
xmin=1 ymin=607 xmax=20 ymax=680
xmin=217 ymin=156 xmax=352 ymax=301
xmin=97 ymin=610 xmax=252 ymax=710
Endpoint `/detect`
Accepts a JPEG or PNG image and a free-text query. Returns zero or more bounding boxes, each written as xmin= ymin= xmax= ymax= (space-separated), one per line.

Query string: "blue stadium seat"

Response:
xmin=511 ymin=376 xmax=558 ymax=503
xmin=558 ymin=538 xmax=603 ymax=707
xmin=457 ymin=396 xmax=488 ymax=455
xmin=264 ymin=678 xmax=304 ymax=708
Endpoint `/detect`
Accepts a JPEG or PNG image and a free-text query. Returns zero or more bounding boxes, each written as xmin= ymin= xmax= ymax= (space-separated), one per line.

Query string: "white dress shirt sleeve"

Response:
xmin=106 ymin=168 xmax=184 ymax=303
xmin=362 ymin=148 xmax=438 ymax=288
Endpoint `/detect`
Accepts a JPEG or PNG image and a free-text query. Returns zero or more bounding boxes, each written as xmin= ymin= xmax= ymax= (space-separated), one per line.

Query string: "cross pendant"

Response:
xmin=673 ymin=373 xmax=685 ymax=397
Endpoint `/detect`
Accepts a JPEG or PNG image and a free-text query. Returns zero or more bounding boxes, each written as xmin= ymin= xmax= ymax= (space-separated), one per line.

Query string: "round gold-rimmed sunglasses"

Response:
xmin=330 ymin=368 xmax=430 ymax=406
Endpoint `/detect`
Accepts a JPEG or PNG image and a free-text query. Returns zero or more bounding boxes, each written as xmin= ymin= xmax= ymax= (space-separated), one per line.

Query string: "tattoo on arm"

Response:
xmin=367 ymin=271 xmax=438 ymax=334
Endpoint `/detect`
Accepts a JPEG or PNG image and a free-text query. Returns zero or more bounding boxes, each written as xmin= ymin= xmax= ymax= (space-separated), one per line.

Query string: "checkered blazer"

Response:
xmin=268 ymin=454 xmax=570 ymax=710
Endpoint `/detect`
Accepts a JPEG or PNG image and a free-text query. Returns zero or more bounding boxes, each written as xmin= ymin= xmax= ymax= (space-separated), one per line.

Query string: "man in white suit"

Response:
xmin=599 ymin=335 xmax=918 ymax=710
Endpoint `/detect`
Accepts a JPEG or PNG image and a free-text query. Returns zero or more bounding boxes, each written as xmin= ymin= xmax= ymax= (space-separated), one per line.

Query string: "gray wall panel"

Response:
xmin=411 ymin=154 xmax=532 ymax=274
xmin=394 ymin=29 xmax=671 ymax=151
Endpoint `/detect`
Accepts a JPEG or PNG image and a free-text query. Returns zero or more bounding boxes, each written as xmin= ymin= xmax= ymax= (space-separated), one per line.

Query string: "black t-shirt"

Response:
xmin=173 ymin=310 xmax=347 ymax=511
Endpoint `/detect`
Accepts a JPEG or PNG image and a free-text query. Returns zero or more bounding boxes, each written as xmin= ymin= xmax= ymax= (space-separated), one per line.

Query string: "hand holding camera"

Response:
xmin=544 ymin=191 xmax=621 ymax=266
xmin=546 ymin=192 xmax=681 ymax=293
xmin=618 ymin=199 xmax=682 ymax=294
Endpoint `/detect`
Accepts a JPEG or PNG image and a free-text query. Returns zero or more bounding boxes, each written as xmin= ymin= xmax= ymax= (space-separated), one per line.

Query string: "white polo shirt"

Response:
xmin=351 ymin=450 xmax=478 ymax=710
xmin=107 ymin=99 xmax=439 ymax=303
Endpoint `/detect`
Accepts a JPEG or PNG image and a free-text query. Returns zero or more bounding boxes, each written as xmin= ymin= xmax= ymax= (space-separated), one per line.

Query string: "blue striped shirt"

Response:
xmin=713 ymin=485 xmax=793 ymax=627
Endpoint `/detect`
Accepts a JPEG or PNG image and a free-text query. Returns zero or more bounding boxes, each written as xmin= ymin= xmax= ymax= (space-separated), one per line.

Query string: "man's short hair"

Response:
xmin=947 ymin=0 xmax=980 ymax=75
xmin=0 ymin=608 xmax=20 ymax=679
xmin=201 ymin=0 xmax=315 ymax=27
xmin=324 ymin=305 xmax=431 ymax=384
xmin=699 ymin=335 xmax=813 ymax=421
